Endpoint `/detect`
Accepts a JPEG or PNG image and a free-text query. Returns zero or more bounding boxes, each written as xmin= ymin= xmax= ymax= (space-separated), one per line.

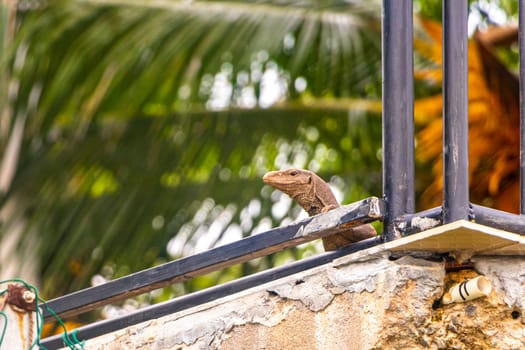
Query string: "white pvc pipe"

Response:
xmin=442 ymin=276 xmax=492 ymax=304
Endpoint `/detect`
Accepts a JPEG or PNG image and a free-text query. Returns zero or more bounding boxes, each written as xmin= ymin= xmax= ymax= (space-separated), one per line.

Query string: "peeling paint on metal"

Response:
xmin=368 ymin=197 xmax=383 ymax=218
xmin=411 ymin=216 xmax=440 ymax=231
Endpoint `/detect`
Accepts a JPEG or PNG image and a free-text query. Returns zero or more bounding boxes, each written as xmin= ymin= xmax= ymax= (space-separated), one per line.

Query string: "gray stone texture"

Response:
xmin=83 ymin=254 xmax=525 ymax=350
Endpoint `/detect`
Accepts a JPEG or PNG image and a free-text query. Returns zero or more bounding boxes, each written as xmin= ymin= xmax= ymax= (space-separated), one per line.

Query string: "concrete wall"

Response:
xmin=83 ymin=250 xmax=525 ymax=350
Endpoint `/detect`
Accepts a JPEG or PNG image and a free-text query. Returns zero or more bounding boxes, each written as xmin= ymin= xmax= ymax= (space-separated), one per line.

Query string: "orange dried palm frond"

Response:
xmin=415 ymin=20 xmax=520 ymax=212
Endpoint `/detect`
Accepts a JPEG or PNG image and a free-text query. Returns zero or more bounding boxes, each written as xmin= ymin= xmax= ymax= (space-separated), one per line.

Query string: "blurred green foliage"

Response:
xmin=0 ymin=0 xmax=520 ymax=322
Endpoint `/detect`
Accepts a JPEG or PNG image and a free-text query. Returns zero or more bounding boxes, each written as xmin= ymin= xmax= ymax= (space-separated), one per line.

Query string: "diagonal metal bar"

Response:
xmin=41 ymin=197 xmax=384 ymax=321
xmin=40 ymin=235 xmax=382 ymax=350
xmin=442 ymin=0 xmax=469 ymax=223
xmin=381 ymin=0 xmax=415 ymax=240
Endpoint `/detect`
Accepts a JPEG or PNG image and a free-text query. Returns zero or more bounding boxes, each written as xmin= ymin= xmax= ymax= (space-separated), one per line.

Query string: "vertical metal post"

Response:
xmin=381 ymin=0 xmax=415 ymax=240
xmin=442 ymin=0 xmax=469 ymax=223
xmin=520 ymin=0 xmax=525 ymax=214
xmin=0 ymin=284 xmax=38 ymax=349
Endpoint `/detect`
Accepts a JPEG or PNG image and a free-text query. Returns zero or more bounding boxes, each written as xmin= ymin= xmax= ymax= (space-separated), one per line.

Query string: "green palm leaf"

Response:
xmin=1 ymin=0 xmax=384 ymax=298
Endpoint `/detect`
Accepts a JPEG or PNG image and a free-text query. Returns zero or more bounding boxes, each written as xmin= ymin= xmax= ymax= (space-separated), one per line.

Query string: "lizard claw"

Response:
xmin=321 ymin=204 xmax=338 ymax=213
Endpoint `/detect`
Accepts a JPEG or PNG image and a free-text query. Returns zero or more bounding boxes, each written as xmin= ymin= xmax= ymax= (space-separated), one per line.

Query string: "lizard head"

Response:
xmin=262 ymin=168 xmax=313 ymax=196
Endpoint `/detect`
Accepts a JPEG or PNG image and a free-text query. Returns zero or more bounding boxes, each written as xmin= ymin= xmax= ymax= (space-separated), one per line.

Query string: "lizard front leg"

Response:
xmin=321 ymin=204 xmax=338 ymax=213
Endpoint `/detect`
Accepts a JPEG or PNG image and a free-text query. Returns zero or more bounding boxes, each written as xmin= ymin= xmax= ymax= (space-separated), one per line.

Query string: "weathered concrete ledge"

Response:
xmin=80 ymin=248 xmax=525 ymax=350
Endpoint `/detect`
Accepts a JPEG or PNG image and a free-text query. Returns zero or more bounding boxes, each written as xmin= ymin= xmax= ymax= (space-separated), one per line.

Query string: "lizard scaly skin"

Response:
xmin=263 ymin=168 xmax=377 ymax=251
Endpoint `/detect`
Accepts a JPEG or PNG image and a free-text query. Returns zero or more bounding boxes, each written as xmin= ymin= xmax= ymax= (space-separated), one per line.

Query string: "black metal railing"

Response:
xmin=382 ymin=0 xmax=415 ymax=241
xmin=520 ymin=0 xmax=525 ymax=214
xmin=41 ymin=1 xmax=525 ymax=348
xmin=41 ymin=199 xmax=384 ymax=348
xmin=382 ymin=0 xmax=525 ymax=235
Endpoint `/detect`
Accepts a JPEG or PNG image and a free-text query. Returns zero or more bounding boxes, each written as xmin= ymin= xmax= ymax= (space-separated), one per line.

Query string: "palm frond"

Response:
xmin=1 ymin=0 xmax=384 ymax=298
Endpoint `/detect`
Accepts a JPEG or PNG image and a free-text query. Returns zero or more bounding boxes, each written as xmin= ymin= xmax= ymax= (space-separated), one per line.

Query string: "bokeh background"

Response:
xmin=0 ymin=0 xmax=520 ymax=325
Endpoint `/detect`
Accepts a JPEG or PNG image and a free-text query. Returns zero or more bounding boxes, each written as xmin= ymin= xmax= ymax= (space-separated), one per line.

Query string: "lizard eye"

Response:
xmin=290 ymin=170 xmax=298 ymax=176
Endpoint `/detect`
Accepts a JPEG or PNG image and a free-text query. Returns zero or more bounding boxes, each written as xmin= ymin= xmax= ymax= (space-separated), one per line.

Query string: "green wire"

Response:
xmin=41 ymin=301 xmax=84 ymax=349
xmin=0 ymin=311 xmax=8 ymax=346
xmin=0 ymin=279 xmax=84 ymax=350
xmin=0 ymin=287 xmax=9 ymax=347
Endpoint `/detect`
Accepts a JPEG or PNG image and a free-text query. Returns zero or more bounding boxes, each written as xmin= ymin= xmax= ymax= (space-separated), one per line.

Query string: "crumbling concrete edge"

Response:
xmin=86 ymin=253 xmax=447 ymax=349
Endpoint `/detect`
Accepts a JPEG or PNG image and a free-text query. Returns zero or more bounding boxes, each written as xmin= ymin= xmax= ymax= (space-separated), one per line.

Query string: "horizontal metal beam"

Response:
xmin=42 ymin=197 xmax=384 ymax=321
xmin=40 ymin=236 xmax=382 ymax=349
xmin=397 ymin=204 xmax=525 ymax=236
xmin=395 ymin=206 xmax=443 ymax=236
xmin=396 ymin=205 xmax=525 ymax=235
xmin=472 ymin=204 xmax=525 ymax=234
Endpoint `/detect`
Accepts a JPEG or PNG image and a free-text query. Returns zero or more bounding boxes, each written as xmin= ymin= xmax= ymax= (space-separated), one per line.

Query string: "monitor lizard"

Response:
xmin=263 ymin=168 xmax=377 ymax=251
